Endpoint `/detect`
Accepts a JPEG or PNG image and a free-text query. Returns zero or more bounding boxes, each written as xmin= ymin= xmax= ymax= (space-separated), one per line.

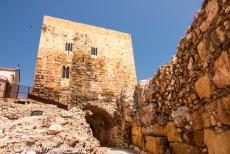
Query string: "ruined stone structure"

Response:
xmin=32 ymin=16 xmax=137 ymax=106
xmin=32 ymin=16 xmax=136 ymax=146
xmin=29 ymin=0 xmax=230 ymax=152
xmin=118 ymin=0 xmax=230 ymax=153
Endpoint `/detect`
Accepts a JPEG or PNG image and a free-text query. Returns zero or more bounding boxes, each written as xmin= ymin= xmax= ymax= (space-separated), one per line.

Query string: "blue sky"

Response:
xmin=0 ymin=0 xmax=202 ymax=86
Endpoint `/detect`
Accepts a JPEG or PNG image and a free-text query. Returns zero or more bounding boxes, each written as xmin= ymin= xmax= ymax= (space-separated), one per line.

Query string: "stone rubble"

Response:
xmin=0 ymin=100 xmax=106 ymax=154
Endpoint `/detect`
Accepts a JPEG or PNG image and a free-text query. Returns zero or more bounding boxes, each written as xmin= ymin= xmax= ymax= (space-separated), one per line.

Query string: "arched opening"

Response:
xmin=83 ymin=105 xmax=114 ymax=146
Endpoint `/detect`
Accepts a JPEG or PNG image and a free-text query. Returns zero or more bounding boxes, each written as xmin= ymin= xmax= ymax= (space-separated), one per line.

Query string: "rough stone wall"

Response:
xmin=32 ymin=16 xmax=137 ymax=106
xmin=120 ymin=0 xmax=230 ymax=153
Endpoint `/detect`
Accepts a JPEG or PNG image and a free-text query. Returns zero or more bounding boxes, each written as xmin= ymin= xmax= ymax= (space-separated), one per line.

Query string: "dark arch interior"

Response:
xmin=86 ymin=113 xmax=108 ymax=146
xmin=84 ymin=105 xmax=114 ymax=146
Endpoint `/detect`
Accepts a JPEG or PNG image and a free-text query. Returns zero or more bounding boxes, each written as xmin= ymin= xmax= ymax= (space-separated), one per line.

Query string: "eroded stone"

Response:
xmin=195 ymin=74 xmax=212 ymax=99
xmin=204 ymin=129 xmax=230 ymax=154
xmin=200 ymin=0 xmax=219 ymax=32
xmin=216 ymin=95 xmax=230 ymax=125
xmin=213 ymin=52 xmax=230 ymax=88
xmin=171 ymin=143 xmax=201 ymax=154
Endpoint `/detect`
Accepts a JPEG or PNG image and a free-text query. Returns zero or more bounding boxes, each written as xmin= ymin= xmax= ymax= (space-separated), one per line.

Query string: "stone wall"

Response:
xmin=119 ymin=0 xmax=230 ymax=153
xmin=32 ymin=16 xmax=137 ymax=106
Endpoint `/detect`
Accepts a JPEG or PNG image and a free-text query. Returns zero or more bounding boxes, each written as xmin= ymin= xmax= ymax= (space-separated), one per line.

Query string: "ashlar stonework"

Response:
xmin=32 ymin=16 xmax=137 ymax=107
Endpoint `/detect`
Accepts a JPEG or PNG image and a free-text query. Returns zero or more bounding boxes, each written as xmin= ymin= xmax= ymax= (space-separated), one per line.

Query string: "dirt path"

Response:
xmin=102 ymin=147 xmax=136 ymax=154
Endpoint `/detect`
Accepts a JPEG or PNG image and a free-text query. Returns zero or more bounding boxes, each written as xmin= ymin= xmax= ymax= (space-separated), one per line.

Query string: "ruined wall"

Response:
xmin=119 ymin=0 xmax=230 ymax=153
xmin=32 ymin=16 xmax=137 ymax=105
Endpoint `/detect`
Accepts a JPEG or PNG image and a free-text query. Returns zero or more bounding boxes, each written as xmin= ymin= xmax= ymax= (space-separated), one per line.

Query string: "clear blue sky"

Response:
xmin=0 ymin=0 xmax=202 ymax=86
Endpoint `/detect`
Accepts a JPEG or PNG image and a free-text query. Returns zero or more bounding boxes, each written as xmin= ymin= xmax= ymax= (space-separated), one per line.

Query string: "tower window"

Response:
xmin=91 ymin=47 xmax=97 ymax=56
xmin=65 ymin=43 xmax=73 ymax=52
xmin=62 ymin=66 xmax=70 ymax=78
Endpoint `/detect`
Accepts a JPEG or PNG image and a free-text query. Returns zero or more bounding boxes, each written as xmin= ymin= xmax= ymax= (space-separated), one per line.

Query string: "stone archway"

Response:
xmin=83 ymin=105 xmax=115 ymax=146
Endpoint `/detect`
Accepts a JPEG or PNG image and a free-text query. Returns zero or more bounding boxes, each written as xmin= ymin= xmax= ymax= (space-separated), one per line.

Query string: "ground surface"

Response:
xmin=0 ymin=99 xmax=101 ymax=154
xmin=102 ymin=147 xmax=136 ymax=154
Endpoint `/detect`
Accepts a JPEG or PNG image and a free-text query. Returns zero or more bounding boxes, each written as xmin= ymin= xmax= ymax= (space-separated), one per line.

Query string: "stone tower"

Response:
xmin=32 ymin=16 xmax=137 ymax=106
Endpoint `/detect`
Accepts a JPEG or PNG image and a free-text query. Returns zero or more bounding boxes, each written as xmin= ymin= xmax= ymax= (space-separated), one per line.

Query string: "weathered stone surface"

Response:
xmin=213 ymin=52 xmax=230 ymax=88
xmin=171 ymin=106 xmax=192 ymax=127
xmin=193 ymin=130 xmax=204 ymax=147
xmin=197 ymin=41 xmax=208 ymax=68
xmin=140 ymin=103 xmax=156 ymax=126
xmin=128 ymin=0 xmax=229 ymax=153
xmin=166 ymin=122 xmax=182 ymax=143
xmin=171 ymin=143 xmax=201 ymax=154
xmin=192 ymin=111 xmax=203 ymax=129
xmin=31 ymin=16 xmax=138 ymax=147
xmin=0 ymin=101 xmax=101 ymax=154
xmin=145 ymin=136 xmax=167 ymax=154
xmin=48 ymin=124 xmax=62 ymax=135
xmin=132 ymin=127 xmax=142 ymax=136
xmin=142 ymin=123 xmax=167 ymax=137
xmin=216 ymin=27 xmax=225 ymax=43
xmin=118 ymin=88 xmax=137 ymax=124
xmin=216 ymin=96 xmax=230 ymax=125
xmin=132 ymin=135 xmax=145 ymax=149
xmin=204 ymin=129 xmax=230 ymax=154
xmin=202 ymin=112 xmax=212 ymax=128
xmin=194 ymin=74 xmax=212 ymax=99
xmin=32 ymin=15 xmax=137 ymax=106
xmin=200 ymin=0 xmax=219 ymax=32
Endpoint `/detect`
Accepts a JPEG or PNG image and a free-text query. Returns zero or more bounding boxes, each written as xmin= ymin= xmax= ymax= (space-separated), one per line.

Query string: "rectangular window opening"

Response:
xmin=91 ymin=47 xmax=97 ymax=56
xmin=62 ymin=66 xmax=70 ymax=79
xmin=65 ymin=42 xmax=73 ymax=52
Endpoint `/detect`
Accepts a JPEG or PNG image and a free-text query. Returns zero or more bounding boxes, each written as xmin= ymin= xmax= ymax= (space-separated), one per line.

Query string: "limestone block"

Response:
xmin=204 ymin=129 xmax=230 ymax=154
xmin=193 ymin=130 xmax=204 ymax=147
xmin=213 ymin=52 xmax=230 ymax=88
xmin=216 ymin=27 xmax=225 ymax=43
xmin=197 ymin=41 xmax=208 ymax=68
xmin=202 ymin=112 xmax=211 ymax=128
xmin=171 ymin=143 xmax=201 ymax=154
xmin=171 ymin=106 xmax=192 ymax=128
xmin=145 ymin=136 xmax=167 ymax=154
xmin=166 ymin=122 xmax=182 ymax=142
xmin=194 ymin=74 xmax=212 ymax=99
xmin=47 ymin=124 xmax=62 ymax=135
xmin=142 ymin=123 xmax=167 ymax=137
xmin=132 ymin=135 xmax=145 ymax=150
xmin=132 ymin=127 xmax=142 ymax=136
xmin=200 ymin=0 xmax=219 ymax=32
xmin=216 ymin=95 xmax=230 ymax=125
xmin=192 ymin=111 xmax=203 ymax=129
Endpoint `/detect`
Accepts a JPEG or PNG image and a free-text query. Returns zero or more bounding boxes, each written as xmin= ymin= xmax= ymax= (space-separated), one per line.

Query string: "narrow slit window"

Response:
xmin=91 ymin=47 xmax=97 ymax=56
xmin=70 ymin=43 xmax=73 ymax=51
xmin=62 ymin=66 xmax=70 ymax=79
xmin=68 ymin=43 xmax=70 ymax=51
xmin=66 ymin=67 xmax=70 ymax=78
xmin=62 ymin=66 xmax=66 ymax=78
